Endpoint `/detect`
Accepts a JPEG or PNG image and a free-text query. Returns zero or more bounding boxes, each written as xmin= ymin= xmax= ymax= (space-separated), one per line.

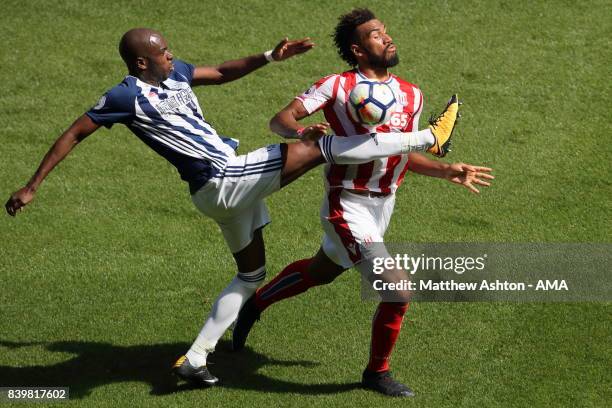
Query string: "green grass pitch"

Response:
xmin=0 ymin=0 xmax=610 ymax=406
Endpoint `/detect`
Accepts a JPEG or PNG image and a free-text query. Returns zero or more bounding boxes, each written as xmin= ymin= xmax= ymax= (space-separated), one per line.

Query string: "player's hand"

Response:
xmin=272 ymin=37 xmax=315 ymax=61
xmin=299 ymin=122 xmax=330 ymax=141
xmin=5 ymin=187 xmax=35 ymax=217
xmin=445 ymin=163 xmax=494 ymax=194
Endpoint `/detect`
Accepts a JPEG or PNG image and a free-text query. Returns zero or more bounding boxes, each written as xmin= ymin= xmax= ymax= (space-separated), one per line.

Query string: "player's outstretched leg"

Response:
xmin=317 ymin=94 xmax=460 ymax=164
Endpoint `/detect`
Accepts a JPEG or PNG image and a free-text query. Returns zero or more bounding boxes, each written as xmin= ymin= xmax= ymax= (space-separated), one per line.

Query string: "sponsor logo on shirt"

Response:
xmin=156 ymin=89 xmax=195 ymax=114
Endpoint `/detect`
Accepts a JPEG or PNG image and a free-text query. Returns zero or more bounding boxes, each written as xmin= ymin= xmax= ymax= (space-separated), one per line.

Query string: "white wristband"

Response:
xmin=264 ymin=50 xmax=276 ymax=62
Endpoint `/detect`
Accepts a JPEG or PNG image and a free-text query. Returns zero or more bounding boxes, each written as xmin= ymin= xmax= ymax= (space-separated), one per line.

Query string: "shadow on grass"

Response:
xmin=0 ymin=340 xmax=360 ymax=399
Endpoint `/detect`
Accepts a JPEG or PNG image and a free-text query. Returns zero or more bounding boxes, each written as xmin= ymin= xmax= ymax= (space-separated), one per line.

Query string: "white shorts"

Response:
xmin=320 ymin=189 xmax=395 ymax=271
xmin=191 ymin=144 xmax=283 ymax=253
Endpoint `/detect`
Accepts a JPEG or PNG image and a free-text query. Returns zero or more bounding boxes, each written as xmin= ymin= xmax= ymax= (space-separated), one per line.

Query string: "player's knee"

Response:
xmin=308 ymin=266 xmax=343 ymax=286
xmin=296 ymin=140 xmax=325 ymax=163
xmin=237 ymin=266 xmax=266 ymax=290
xmin=391 ymin=290 xmax=411 ymax=304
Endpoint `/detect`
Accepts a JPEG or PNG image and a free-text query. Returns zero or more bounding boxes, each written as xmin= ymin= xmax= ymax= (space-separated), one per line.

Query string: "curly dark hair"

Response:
xmin=333 ymin=8 xmax=376 ymax=67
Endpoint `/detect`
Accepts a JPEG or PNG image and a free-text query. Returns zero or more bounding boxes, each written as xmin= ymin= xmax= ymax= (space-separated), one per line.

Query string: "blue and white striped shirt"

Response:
xmin=86 ymin=60 xmax=238 ymax=193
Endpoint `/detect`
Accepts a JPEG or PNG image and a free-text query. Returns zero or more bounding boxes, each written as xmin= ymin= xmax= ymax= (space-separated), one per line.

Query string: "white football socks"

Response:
xmin=318 ymin=129 xmax=434 ymax=164
xmin=186 ymin=267 xmax=266 ymax=367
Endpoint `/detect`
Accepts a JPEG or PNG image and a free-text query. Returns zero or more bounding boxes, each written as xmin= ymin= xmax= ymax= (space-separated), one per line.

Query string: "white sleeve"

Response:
xmin=295 ymin=75 xmax=337 ymax=114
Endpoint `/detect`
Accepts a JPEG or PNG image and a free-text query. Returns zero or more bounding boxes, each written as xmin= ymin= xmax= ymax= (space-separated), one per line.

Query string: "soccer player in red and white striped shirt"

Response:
xmin=233 ymin=9 xmax=494 ymax=397
xmin=296 ymin=59 xmax=424 ymax=195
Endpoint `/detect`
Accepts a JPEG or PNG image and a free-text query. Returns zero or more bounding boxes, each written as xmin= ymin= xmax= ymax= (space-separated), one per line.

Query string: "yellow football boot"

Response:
xmin=428 ymin=94 xmax=460 ymax=157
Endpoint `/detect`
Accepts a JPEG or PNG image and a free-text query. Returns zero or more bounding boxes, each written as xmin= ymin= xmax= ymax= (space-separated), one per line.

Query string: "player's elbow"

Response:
xmin=269 ymin=108 xmax=297 ymax=135
xmin=269 ymin=113 xmax=282 ymax=133
xmin=211 ymin=74 xmax=228 ymax=85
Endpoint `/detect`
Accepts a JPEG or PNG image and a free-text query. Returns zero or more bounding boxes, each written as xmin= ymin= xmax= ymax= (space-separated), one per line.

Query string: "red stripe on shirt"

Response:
xmin=324 ymin=75 xmax=345 ymax=136
xmin=378 ymin=155 xmax=402 ymax=193
xmin=395 ymin=155 xmax=412 ymax=187
xmin=324 ymin=75 xmax=348 ymax=187
xmin=392 ymin=82 xmax=419 ymax=190
xmin=353 ymin=161 xmax=375 ymax=190
xmin=400 ymin=81 xmax=417 ymax=132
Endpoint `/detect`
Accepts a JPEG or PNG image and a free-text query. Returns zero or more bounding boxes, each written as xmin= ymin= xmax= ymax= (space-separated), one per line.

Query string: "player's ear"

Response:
xmin=351 ymin=43 xmax=364 ymax=59
xmin=136 ymin=56 xmax=147 ymax=71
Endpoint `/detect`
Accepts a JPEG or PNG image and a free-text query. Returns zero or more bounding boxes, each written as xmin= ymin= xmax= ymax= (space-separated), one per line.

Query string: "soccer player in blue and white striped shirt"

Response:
xmin=5 ymin=28 xmax=457 ymax=385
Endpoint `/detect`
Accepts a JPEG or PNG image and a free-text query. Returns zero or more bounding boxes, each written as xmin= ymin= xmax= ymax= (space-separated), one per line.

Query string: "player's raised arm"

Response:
xmin=191 ymin=37 xmax=314 ymax=86
xmin=5 ymin=114 xmax=101 ymax=216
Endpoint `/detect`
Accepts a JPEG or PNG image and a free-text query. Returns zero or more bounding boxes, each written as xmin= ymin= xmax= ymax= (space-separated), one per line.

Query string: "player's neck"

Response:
xmin=140 ymin=75 xmax=162 ymax=87
xmin=131 ymin=71 xmax=162 ymax=87
xmin=357 ymin=66 xmax=390 ymax=82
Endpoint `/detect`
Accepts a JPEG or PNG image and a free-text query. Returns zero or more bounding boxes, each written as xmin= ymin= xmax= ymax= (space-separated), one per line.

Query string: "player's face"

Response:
xmin=355 ymin=19 xmax=399 ymax=68
xmin=146 ymin=34 xmax=174 ymax=82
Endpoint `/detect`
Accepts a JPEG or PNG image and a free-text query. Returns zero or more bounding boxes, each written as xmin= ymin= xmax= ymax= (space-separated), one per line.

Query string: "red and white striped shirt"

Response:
xmin=297 ymin=69 xmax=423 ymax=194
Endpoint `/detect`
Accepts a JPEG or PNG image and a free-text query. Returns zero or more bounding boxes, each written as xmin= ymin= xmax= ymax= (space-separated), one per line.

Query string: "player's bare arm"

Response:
xmin=191 ymin=37 xmax=314 ymax=86
xmin=5 ymin=115 xmax=100 ymax=216
xmin=407 ymin=153 xmax=494 ymax=194
xmin=270 ymin=99 xmax=330 ymax=141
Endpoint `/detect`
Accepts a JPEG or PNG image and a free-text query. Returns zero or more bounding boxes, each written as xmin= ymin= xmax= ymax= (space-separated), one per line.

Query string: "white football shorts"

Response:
xmin=320 ymin=189 xmax=395 ymax=272
xmin=191 ymin=144 xmax=283 ymax=253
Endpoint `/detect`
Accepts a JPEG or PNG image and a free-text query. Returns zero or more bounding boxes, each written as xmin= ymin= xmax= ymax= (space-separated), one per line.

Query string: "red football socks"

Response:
xmin=367 ymin=302 xmax=409 ymax=373
xmin=255 ymin=259 xmax=314 ymax=312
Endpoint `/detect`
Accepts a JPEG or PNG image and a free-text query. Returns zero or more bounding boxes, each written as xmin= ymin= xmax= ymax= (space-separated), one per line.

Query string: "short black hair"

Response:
xmin=333 ymin=8 xmax=376 ymax=67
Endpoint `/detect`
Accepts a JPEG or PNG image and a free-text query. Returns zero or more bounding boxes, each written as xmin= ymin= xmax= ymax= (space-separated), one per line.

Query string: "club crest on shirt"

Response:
xmin=397 ymin=91 xmax=408 ymax=106
xmin=304 ymin=85 xmax=316 ymax=95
